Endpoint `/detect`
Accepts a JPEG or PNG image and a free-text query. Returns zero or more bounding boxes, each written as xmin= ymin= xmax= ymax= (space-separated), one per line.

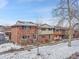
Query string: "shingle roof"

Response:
xmin=12 ymin=21 xmax=37 ymax=26
xmin=39 ymin=24 xmax=53 ymax=28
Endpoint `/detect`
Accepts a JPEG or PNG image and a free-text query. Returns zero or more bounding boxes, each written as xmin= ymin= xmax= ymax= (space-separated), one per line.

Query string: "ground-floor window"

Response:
xmin=22 ymin=36 xmax=29 ymax=40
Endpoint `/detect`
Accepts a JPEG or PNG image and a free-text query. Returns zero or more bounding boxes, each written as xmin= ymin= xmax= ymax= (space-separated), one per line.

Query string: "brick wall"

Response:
xmin=11 ymin=26 xmax=37 ymax=44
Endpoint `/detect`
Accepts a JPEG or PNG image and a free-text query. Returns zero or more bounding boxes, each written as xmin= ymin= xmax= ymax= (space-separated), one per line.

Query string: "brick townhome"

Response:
xmin=53 ymin=26 xmax=68 ymax=41
xmin=1 ymin=20 xmax=79 ymax=45
xmin=11 ymin=21 xmax=37 ymax=44
xmin=38 ymin=24 xmax=54 ymax=43
xmin=10 ymin=21 xmax=70 ymax=44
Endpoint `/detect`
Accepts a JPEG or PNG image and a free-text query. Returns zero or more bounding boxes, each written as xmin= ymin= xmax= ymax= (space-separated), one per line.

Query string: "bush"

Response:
xmin=20 ymin=39 xmax=27 ymax=46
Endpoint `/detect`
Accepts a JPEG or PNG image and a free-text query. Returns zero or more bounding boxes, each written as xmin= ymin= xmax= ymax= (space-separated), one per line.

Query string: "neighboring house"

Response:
xmin=73 ymin=30 xmax=79 ymax=38
xmin=0 ymin=25 xmax=5 ymax=32
xmin=0 ymin=32 xmax=8 ymax=44
xmin=0 ymin=25 xmax=10 ymax=44
xmin=53 ymin=26 xmax=67 ymax=41
xmin=11 ymin=21 xmax=37 ymax=44
xmin=0 ymin=25 xmax=11 ymax=40
xmin=0 ymin=21 xmax=78 ymax=45
xmin=5 ymin=26 xmax=11 ymax=40
xmin=38 ymin=24 xmax=54 ymax=43
xmin=10 ymin=21 xmax=69 ymax=44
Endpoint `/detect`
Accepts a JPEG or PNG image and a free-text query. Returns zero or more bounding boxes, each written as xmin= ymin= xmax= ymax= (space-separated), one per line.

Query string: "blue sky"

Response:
xmin=0 ymin=0 xmax=59 ymax=25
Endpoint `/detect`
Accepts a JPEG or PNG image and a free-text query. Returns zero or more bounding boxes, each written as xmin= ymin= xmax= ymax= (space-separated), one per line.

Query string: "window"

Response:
xmin=22 ymin=36 xmax=26 ymax=39
xmin=42 ymin=35 xmax=45 ymax=38
xmin=22 ymin=36 xmax=29 ymax=39
xmin=41 ymin=28 xmax=46 ymax=31
xmin=22 ymin=26 xmax=31 ymax=30
xmin=53 ymin=28 xmax=55 ymax=31
xmin=33 ymin=34 xmax=36 ymax=39
xmin=22 ymin=26 xmax=25 ymax=29
xmin=48 ymin=28 xmax=52 ymax=30
xmin=56 ymin=29 xmax=59 ymax=31
xmin=49 ymin=35 xmax=50 ymax=39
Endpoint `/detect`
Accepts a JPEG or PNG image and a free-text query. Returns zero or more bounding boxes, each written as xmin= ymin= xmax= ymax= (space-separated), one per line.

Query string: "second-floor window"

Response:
xmin=22 ymin=26 xmax=31 ymax=30
xmin=41 ymin=28 xmax=46 ymax=31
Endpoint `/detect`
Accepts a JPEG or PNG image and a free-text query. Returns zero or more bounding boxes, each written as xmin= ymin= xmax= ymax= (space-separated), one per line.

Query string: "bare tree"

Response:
xmin=53 ymin=0 xmax=79 ymax=47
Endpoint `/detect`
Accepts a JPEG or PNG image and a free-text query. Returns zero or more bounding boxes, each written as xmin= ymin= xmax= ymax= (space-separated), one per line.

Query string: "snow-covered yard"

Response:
xmin=0 ymin=40 xmax=79 ymax=59
xmin=0 ymin=43 xmax=22 ymax=53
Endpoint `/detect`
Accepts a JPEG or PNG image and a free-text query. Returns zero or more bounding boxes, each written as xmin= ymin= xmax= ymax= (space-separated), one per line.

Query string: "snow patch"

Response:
xmin=0 ymin=43 xmax=22 ymax=52
xmin=0 ymin=40 xmax=79 ymax=59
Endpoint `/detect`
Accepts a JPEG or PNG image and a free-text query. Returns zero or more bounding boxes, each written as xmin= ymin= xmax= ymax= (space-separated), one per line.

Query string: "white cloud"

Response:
xmin=0 ymin=0 xmax=8 ymax=9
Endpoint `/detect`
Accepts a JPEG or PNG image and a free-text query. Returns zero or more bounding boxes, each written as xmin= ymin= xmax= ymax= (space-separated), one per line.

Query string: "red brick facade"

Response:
xmin=11 ymin=26 xmax=37 ymax=44
xmin=3 ymin=21 xmax=79 ymax=45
